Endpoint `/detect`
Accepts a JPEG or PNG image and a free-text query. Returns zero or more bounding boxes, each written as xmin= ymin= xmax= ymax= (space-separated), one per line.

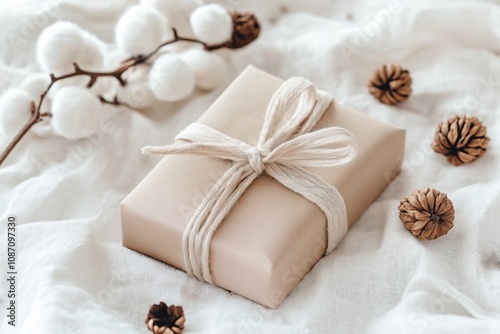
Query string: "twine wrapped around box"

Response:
xmin=142 ymin=77 xmax=358 ymax=284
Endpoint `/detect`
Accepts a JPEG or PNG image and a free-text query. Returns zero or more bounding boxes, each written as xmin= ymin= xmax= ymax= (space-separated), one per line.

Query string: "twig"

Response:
xmin=99 ymin=96 xmax=120 ymax=106
xmin=0 ymin=29 xmax=228 ymax=166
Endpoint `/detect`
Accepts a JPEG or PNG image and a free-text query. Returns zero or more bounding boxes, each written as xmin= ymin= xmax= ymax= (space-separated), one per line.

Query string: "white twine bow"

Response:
xmin=142 ymin=77 xmax=357 ymax=284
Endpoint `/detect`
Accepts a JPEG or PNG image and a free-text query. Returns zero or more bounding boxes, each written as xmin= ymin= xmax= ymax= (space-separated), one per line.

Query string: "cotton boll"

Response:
xmin=19 ymin=73 xmax=51 ymax=101
xmin=19 ymin=74 xmax=53 ymax=136
xmin=78 ymin=30 xmax=106 ymax=71
xmin=37 ymin=22 xmax=86 ymax=74
xmin=37 ymin=22 xmax=104 ymax=75
xmin=149 ymin=54 xmax=195 ymax=101
xmin=31 ymin=96 xmax=54 ymax=138
xmin=117 ymin=80 xmax=156 ymax=110
xmin=104 ymin=48 xmax=130 ymax=71
xmin=90 ymin=77 xmax=116 ymax=97
xmin=51 ymin=87 xmax=103 ymax=139
xmin=141 ymin=0 xmax=202 ymax=26
xmin=115 ymin=5 xmax=168 ymax=56
xmin=124 ymin=65 xmax=150 ymax=82
xmin=180 ymin=48 xmax=226 ymax=90
xmin=112 ymin=66 xmax=156 ymax=109
xmin=47 ymin=76 xmax=89 ymax=100
xmin=0 ymin=88 xmax=33 ymax=136
xmin=190 ymin=4 xmax=233 ymax=45
xmin=31 ymin=94 xmax=54 ymax=137
xmin=32 ymin=117 xmax=54 ymax=138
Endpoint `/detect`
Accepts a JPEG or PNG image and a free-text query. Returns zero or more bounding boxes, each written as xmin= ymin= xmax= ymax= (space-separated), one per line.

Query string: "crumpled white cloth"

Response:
xmin=0 ymin=0 xmax=499 ymax=333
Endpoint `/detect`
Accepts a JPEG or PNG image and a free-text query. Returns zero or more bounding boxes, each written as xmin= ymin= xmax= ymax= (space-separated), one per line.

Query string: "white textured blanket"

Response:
xmin=1 ymin=0 xmax=499 ymax=333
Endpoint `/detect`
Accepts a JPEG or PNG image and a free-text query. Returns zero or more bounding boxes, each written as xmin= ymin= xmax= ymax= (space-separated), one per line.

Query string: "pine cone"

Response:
xmin=431 ymin=114 xmax=490 ymax=166
xmin=368 ymin=64 xmax=412 ymax=105
xmin=398 ymin=188 xmax=455 ymax=240
xmin=226 ymin=12 xmax=260 ymax=49
xmin=146 ymin=302 xmax=185 ymax=334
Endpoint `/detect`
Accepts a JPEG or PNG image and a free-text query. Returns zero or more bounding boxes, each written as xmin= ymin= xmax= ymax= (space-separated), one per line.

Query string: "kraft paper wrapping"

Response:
xmin=120 ymin=66 xmax=406 ymax=308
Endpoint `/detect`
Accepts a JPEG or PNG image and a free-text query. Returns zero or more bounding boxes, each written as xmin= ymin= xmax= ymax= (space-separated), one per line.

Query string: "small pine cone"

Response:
xmin=431 ymin=114 xmax=490 ymax=166
xmin=369 ymin=64 xmax=412 ymax=105
xmin=227 ymin=12 xmax=260 ymax=49
xmin=398 ymin=188 xmax=455 ymax=240
xmin=146 ymin=302 xmax=185 ymax=334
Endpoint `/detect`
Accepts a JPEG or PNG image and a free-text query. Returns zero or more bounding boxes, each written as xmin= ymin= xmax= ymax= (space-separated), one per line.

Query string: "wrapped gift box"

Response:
xmin=120 ymin=66 xmax=405 ymax=308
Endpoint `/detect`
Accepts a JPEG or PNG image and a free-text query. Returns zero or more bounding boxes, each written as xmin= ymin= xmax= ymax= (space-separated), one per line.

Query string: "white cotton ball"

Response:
xmin=90 ymin=77 xmax=117 ymax=97
xmin=149 ymin=54 xmax=195 ymax=101
xmin=37 ymin=22 xmax=104 ymax=75
xmin=30 ymin=94 xmax=53 ymax=138
xmin=95 ymin=80 xmax=121 ymax=107
xmin=104 ymin=48 xmax=130 ymax=71
xmin=117 ymin=81 xmax=156 ymax=110
xmin=32 ymin=118 xmax=54 ymax=138
xmin=47 ymin=77 xmax=89 ymax=101
xmin=19 ymin=73 xmax=51 ymax=101
xmin=78 ymin=30 xmax=106 ymax=71
xmin=115 ymin=5 xmax=169 ymax=56
xmin=37 ymin=22 xmax=85 ymax=74
xmin=124 ymin=64 xmax=150 ymax=82
xmin=190 ymin=4 xmax=233 ymax=45
xmin=19 ymin=74 xmax=54 ymax=137
xmin=0 ymin=88 xmax=33 ymax=136
xmin=51 ymin=86 xmax=103 ymax=139
xmin=116 ymin=65 xmax=156 ymax=109
xmin=180 ymin=48 xmax=226 ymax=90
xmin=141 ymin=0 xmax=202 ymax=26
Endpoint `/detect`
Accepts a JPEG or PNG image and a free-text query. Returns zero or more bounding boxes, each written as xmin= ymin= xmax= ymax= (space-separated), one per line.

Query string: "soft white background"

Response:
xmin=1 ymin=0 xmax=500 ymax=333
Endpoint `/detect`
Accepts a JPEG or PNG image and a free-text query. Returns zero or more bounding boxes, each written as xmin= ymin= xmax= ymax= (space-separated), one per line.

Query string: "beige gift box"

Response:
xmin=120 ymin=66 xmax=405 ymax=308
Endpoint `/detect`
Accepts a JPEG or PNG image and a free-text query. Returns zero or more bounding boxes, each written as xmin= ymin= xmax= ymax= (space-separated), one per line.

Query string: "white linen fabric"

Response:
xmin=0 ymin=0 xmax=499 ymax=333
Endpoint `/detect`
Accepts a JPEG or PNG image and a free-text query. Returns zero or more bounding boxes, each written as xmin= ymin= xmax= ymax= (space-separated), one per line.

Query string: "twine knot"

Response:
xmin=245 ymin=146 xmax=268 ymax=174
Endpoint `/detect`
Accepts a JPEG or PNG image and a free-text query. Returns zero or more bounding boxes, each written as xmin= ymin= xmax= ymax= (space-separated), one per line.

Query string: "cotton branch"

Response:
xmin=0 ymin=29 xmax=228 ymax=166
